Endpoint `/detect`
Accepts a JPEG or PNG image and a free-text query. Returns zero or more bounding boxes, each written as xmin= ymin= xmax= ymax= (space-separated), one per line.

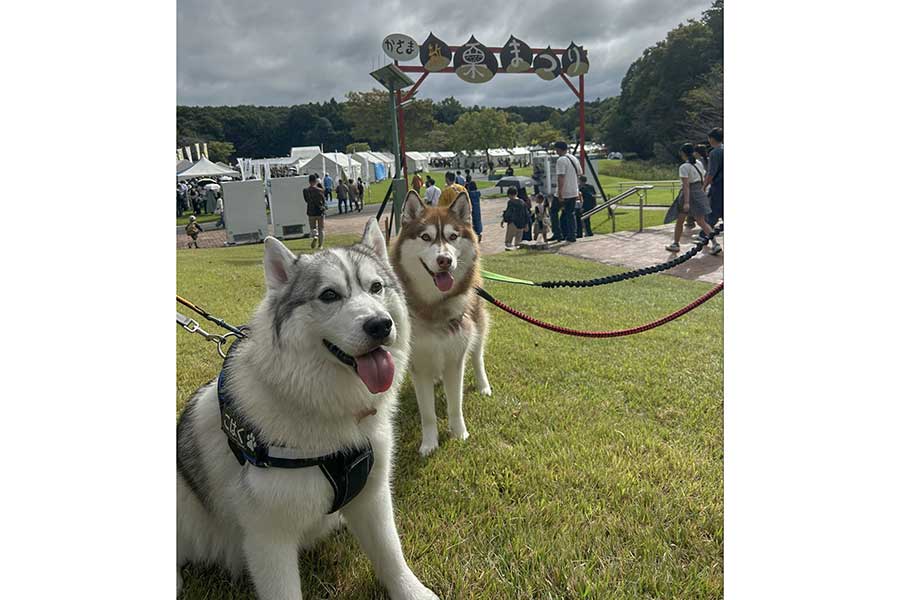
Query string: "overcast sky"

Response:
xmin=178 ymin=0 xmax=711 ymax=109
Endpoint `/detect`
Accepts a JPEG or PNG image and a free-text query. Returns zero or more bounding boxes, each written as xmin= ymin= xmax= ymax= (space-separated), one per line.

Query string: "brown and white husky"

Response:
xmin=390 ymin=191 xmax=492 ymax=456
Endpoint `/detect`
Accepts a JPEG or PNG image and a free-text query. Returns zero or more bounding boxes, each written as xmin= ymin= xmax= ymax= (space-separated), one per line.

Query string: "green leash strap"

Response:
xmin=480 ymin=270 xmax=535 ymax=286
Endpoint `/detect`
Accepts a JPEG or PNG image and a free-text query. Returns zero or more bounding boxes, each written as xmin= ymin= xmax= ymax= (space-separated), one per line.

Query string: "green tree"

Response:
xmin=449 ymin=109 xmax=516 ymax=159
xmin=345 ymin=90 xmax=391 ymax=148
xmin=346 ymin=142 xmax=371 ymax=153
xmin=520 ymin=121 xmax=564 ymax=147
xmin=206 ymin=141 xmax=235 ymax=163
xmin=434 ymin=96 xmax=466 ymax=125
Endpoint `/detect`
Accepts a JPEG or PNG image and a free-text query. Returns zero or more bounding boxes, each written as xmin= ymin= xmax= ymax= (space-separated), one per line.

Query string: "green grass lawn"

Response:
xmin=177 ymin=227 xmax=722 ymax=600
xmin=176 ymin=212 xmax=220 ymax=227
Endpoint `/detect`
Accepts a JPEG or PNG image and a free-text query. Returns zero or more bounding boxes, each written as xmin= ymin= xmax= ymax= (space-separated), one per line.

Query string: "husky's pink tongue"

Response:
xmin=433 ymin=271 xmax=454 ymax=292
xmin=355 ymin=347 xmax=395 ymax=394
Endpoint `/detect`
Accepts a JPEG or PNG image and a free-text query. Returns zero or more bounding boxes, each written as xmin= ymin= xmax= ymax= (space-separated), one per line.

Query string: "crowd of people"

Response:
xmin=180 ymin=132 xmax=724 ymax=255
xmin=177 ymin=180 xmax=223 ymax=221
xmin=499 ymin=142 xmax=599 ymax=250
xmin=664 ymin=127 xmax=724 ymax=254
xmin=180 ymin=171 xmax=365 ymax=249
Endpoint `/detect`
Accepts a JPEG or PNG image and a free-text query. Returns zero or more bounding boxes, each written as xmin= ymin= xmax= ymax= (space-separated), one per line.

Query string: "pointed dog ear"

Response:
xmin=448 ymin=192 xmax=472 ymax=224
xmin=263 ymin=236 xmax=297 ymax=290
xmin=402 ymin=190 xmax=426 ymax=224
xmin=360 ymin=217 xmax=387 ymax=259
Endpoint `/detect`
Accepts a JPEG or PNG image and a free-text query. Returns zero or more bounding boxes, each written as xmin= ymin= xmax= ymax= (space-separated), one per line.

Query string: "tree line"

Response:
xmin=177 ymin=1 xmax=721 ymax=163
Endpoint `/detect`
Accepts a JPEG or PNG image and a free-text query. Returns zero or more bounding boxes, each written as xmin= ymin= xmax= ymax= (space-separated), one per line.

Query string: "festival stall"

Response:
xmin=352 ymin=151 xmax=390 ymax=182
xmin=177 ymin=156 xmax=240 ymax=180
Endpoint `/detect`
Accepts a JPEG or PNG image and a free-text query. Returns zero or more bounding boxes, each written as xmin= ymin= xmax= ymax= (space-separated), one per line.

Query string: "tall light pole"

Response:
xmin=370 ymin=64 xmax=414 ymax=235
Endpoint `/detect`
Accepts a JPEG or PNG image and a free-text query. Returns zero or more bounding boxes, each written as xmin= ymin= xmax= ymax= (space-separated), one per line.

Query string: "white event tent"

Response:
xmin=177 ymin=156 xmax=240 ymax=180
xmin=405 ymin=151 xmax=430 ymax=172
xmin=352 ymin=151 xmax=390 ymax=182
xmin=296 ymin=152 xmax=362 ymax=182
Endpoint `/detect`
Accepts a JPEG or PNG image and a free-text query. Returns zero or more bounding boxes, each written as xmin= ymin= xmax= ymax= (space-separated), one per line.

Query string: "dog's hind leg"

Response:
xmin=471 ymin=328 xmax=492 ymax=397
xmin=444 ymin=357 xmax=469 ymax=442
xmin=413 ymin=371 xmax=439 ymax=456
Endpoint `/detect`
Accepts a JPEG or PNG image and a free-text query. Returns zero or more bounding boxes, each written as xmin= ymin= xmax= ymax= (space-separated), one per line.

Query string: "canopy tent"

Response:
xmin=176 ymin=158 xmax=192 ymax=173
xmin=295 ymin=152 xmax=362 ymax=182
xmin=405 ymin=152 xmax=430 ymax=173
xmin=289 ymin=146 xmax=321 ymax=162
xmin=456 ymin=150 xmax=486 ymax=168
xmin=488 ymin=148 xmax=511 ymax=160
xmin=177 ymin=156 xmax=240 ymax=180
xmin=352 ymin=151 xmax=390 ymax=182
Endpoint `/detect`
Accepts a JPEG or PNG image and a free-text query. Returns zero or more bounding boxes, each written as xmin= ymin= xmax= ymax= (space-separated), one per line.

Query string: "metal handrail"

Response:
xmin=580 ymin=184 xmax=653 ymax=233
xmin=581 ymin=185 xmax=652 ymax=220
xmin=611 ymin=180 xmax=680 ymax=206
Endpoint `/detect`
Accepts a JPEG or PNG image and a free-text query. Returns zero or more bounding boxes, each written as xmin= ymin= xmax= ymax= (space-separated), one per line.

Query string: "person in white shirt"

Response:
xmin=424 ymin=176 xmax=441 ymax=206
xmin=664 ymin=143 xmax=721 ymax=255
xmin=553 ymin=141 xmax=583 ymax=243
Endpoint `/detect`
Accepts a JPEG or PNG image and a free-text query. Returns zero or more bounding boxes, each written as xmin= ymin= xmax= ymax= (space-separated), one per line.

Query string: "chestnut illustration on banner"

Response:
xmin=562 ymin=42 xmax=589 ymax=76
xmin=500 ymin=35 xmax=533 ymax=73
xmin=420 ymin=32 xmax=452 ymax=72
xmin=533 ymin=46 xmax=561 ymax=80
xmin=453 ymin=35 xmax=498 ymax=83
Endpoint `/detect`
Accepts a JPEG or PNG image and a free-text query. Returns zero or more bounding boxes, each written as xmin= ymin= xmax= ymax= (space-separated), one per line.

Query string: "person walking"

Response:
xmin=438 ymin=171 xmax=469 ymax=207
xmin=705 ymin=127 xmax=724 ymax=227
xmin=303 ymin=174 xmax=327 ymax=249
xmin=664 ymin=143 xmax=721 ymax=255
xmin=185 ymin=215 xmax=203 ymax=249
xmin=355 ymin=178 xmax=365 ymax=211
xmin=532 ymin=193 xmax=551 ymax=244
xmin=411 ymin=171 xmax=424 ymax=194
xmin=214 ymin=193 xmax=225 ymax=229
xmin=336 ymin=178 xmax=349 ymax=214
xmin=553 ymin=141 xmax=582 ymax=244
xmin=322 ymin=173 xmax=334 ymax=203
xmin=517 ymin=186 xmax=533 ymax=241
xmin=455 ymin=170 xmax=465 ymax=185
xmin=576 ymin=175 xmax=596 ymax=238
xmin=424 ymin=176 xmax=441 ymax=206
xmin=466 ymin=175 xmax=484 ymax=242
xmin=500 ymin=187 xmax=528 ymax=250
xmin=347 ymin=179 xmax=359 ymax=213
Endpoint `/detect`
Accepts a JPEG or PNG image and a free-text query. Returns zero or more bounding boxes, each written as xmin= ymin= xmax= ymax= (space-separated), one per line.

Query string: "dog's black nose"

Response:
xmin=436 ymin=255 xmax=452 ymax=270
xmin=363 ymin=317 xmax=393 ymax=341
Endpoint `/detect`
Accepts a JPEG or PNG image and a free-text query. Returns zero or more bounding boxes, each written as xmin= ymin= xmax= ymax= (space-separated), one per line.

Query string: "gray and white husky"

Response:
xmin=177 ymin=219 xmax=437 ymax=600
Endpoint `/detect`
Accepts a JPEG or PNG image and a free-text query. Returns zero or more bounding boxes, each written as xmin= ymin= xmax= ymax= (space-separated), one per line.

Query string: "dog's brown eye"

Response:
xmin=318 ymin=289 xmax=341 ymax=303
xmin=420 ymin=233 xmax=431 ymax=242
xmin=449 ymin=233 xmax=459 ymax=241
xmin=370 ymin=281 xmax=383 ymax=294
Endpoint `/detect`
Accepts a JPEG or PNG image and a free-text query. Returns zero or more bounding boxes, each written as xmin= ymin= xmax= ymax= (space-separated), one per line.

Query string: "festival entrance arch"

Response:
xmin=381 ymin=33 xmax=592 ymax=177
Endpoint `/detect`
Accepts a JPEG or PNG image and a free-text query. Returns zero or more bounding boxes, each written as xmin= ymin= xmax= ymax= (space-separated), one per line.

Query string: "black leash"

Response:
xmin=534 ymin=224 xmax=723 ymax=289
xmin=176 ymin=295 xmax=247 ymax=338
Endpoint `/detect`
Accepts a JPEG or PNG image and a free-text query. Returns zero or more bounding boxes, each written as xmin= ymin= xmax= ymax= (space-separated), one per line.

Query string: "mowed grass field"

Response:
xmin=177 ymin=231 xmax=723 ymax=599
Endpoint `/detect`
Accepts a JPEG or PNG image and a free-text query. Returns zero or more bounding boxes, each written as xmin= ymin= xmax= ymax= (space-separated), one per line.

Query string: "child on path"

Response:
xmin=501 ymin=187 xmax=528 ymax=250
xmin=185 ymin=215 xmax=203 ymax=249
xmin=532 ymin=193 xmax=551 ymax=244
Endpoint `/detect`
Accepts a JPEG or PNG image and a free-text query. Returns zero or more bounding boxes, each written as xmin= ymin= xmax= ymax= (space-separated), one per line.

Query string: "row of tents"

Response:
xmin=177 ymin=142 xmax=608 ymax=183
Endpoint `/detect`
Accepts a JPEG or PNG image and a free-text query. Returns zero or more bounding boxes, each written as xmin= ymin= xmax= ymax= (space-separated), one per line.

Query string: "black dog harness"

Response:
xmin=217 ymin=335 xmax=374 ymax=514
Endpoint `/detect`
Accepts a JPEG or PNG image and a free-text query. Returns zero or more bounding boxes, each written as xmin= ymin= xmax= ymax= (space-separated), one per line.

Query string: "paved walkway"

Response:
xmin=176 ymin=194 xmax=722 ymax=284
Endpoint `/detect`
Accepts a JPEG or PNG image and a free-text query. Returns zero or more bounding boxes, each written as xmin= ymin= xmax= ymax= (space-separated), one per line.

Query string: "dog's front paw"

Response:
xmin=449 ymin=423 xmax=469 ymax=441
xmin=390 ymin=577 xmax=439 ymax=600
xmin=418 ymin=437 xmax=439 ymax=457
xmin=478 ymin=384 xmax=492 ymax=396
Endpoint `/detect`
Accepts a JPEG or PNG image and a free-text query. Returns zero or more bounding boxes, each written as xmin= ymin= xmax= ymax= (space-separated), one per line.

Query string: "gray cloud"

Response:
xmin=178 ymin=0 xmax=711 ymax=108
